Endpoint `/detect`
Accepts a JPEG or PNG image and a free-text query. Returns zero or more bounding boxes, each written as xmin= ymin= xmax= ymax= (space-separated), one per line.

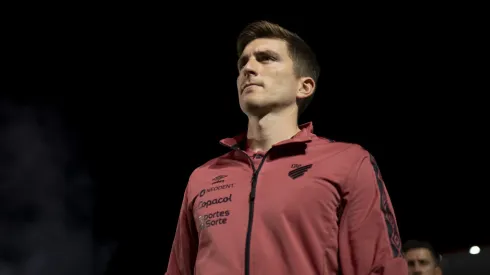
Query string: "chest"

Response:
xmin=190 ymin=158 xmax=348 ymax=233
xmin=191 ymin=170 xmax=253 ymax=233
xmin=253 ymin=163 xmax=344 ymax=224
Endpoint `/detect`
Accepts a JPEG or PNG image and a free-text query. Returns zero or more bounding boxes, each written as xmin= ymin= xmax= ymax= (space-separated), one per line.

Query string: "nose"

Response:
xmin=242 ymin=58 xmax=259 ymax=77
xmin=411 ymin=264 xmax=422 ymax=275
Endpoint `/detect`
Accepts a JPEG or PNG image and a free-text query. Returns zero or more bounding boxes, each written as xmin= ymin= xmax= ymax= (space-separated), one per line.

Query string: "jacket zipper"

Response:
xmin=222 ymin=142 xmax=270 ymax=275
xmin=244 ymin=153 xmax=268 ymax=275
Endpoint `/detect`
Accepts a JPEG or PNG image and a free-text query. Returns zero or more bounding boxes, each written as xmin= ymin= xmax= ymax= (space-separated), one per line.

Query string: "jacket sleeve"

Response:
xmin=338 ymin=153 xmax=407 ymax=275
xmin=166 ymin=185 xmax=198 ymax=275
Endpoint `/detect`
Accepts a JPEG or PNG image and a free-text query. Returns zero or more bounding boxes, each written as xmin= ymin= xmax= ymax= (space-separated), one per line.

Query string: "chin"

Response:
xmin=240 ymin=101 xmax=272 ymax=117
xmin=241 ymin=94 xmax=266 ymax=107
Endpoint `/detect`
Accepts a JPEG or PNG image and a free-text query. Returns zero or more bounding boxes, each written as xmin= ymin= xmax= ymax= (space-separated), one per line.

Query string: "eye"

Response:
xmin=256 ymin=53 xmax=277 ymax=63
xmin=237 ymin=51 xmax=279 ymax=71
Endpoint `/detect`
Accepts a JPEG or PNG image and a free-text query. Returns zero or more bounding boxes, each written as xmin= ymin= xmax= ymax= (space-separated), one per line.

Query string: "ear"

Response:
xmin=297 ymin=77 xmax=315 ymax=99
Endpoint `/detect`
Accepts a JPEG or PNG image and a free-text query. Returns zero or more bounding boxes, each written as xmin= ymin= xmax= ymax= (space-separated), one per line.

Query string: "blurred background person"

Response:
xmin=403 ymin=240 xmax=442 ymax=275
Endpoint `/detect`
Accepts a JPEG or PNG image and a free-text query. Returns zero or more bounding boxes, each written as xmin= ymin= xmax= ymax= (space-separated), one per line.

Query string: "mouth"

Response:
xmin=241 ymin=83 xmax=260 ymax=93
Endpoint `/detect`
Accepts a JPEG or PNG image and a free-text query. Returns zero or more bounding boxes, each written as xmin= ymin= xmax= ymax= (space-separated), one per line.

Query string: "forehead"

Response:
xmin=405 ymin=248 xmax=434 ymax=261
xmin=241 ymin=38 xmax=289 ymax=57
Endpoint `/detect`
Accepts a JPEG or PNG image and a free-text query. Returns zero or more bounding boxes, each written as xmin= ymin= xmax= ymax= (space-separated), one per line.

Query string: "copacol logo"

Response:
xmin=198 ymin=194 xmax=232 ymax=209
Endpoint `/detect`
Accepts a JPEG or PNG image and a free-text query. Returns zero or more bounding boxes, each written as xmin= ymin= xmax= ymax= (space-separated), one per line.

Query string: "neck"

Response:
xmin=246 ymin=105 xmax=300 ymax=152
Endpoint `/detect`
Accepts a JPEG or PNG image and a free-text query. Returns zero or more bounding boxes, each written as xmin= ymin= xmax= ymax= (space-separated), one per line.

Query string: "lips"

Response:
xmin=241 ymin=83 xmax=261 ymax=93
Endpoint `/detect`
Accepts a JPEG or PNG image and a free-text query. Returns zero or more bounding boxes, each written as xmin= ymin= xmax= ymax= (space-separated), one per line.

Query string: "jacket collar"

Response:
xmin=219 ymin=122 xmax=315 ymax=151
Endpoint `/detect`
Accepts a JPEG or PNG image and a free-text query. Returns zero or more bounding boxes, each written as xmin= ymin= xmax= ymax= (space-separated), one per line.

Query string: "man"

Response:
xmin=403 ymin=240 xmax=443 ymax=275
xmin=166 ymin=20 xmax=407 ymax=275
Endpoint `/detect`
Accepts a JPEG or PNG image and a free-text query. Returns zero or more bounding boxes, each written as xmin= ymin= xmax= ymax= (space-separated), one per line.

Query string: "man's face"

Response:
xmin=236 ymin=38 xmax=305 ymax=116
xmin=405 ymin=248 xmax=441 ymax=275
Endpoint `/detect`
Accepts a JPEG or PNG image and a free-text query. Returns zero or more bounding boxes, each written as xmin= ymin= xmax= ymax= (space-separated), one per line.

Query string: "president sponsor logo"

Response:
xmin=198 ymin=210 xmax=230 ymax=230
xmin=199 ymin=183 xmax=235 ymax=197
xmin=198 ymin=194 xmax=232 ymax=209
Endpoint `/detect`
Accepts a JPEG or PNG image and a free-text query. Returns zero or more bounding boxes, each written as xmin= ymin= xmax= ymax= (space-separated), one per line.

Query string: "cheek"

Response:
xmin=236 ymin=76 xmax=241 ymax=88
xmin=273 ymin=70 xmax=295 ymax=85
xmin=272 ymin=75 xmax=297 ymax=93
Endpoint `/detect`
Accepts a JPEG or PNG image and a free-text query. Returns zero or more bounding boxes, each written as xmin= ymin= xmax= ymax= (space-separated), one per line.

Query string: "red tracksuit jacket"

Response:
xmin=167 ymin=122 xmax=407 ymax=275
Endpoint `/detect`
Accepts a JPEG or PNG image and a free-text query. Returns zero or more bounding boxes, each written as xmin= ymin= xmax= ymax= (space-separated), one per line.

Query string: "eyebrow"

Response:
xmin=237 ymin=49 xmax=279 ymax=68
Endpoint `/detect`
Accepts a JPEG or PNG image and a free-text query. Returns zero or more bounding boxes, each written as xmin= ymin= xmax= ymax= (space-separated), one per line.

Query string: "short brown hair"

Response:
xmin=403 ymin=240 xmax=441 ymax=266
xmin=237 ymin=21 xmax=320 ymax=116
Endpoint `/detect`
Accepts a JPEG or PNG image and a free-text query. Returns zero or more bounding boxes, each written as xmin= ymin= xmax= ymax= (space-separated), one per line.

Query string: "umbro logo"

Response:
xmin=212 ymin=175 xmax=227 ymax=184
xmin=288 ymin=164 xmax=313 ymax=179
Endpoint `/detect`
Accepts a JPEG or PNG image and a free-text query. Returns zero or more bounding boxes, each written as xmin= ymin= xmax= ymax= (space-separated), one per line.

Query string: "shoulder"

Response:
xmin=310 ymin=135 xmax=371 ymax=162
xmin=311 ymin=138 xmax=384 ymax=191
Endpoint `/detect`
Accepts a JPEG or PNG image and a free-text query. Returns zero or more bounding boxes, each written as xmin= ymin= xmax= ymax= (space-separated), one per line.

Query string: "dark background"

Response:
xmin=1 ymin=7 xmax=488 ymax=275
